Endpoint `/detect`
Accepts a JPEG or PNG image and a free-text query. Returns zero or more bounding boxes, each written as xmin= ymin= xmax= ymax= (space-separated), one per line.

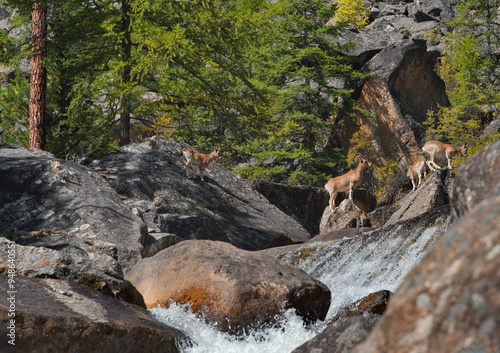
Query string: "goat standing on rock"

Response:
xmin=183 ymin=146 xmax=221 ymax=181
xmin=325 ymin=158 xmax=371 ymax=212
xmin=407 ymin=158 xmax=429 ymax=191
xmin=422 ymin=141 xmax=468 ymax=171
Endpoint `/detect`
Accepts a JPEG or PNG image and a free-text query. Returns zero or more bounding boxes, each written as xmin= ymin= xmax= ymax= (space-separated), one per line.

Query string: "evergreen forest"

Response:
xmin=0 ymin=0 xmax=499 ymax=201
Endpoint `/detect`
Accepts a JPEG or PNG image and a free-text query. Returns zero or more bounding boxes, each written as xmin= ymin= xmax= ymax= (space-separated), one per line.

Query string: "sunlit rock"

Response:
xmin=340 ymin=39 xmax=449 ymax=167
xmin=319 ymin=199 xmax=380 ymax=233
xmin=385 ymin=168 xmax=453 ymax=224
xmin=0 ymin=237 xmax=145 ymax=307
xmin=126 ymin=240 xmax=331 ymax=334
xmin=450 ymin=139 xmax=500 ymax=219
xmin=293 ymin=290 xmax=391 ymax=353
xmin=91 ymin=136 xmax=311 ymax=251
xmin=0 ymin=145 xmax=147 ymax=275
xmin=354 ymin=140 xmax=500 ymax=353
xmin=0 ymin=276 xmax=184 ymax=353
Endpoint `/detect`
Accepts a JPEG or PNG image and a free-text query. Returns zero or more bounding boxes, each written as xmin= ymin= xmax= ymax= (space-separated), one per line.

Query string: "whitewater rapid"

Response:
xmin=150 ymin=212 xmax=450 ymax=352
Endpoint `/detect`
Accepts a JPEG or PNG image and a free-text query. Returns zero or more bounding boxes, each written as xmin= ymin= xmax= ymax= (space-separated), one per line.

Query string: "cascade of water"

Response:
xmin=150 ymin=212 xmax=451 ymax=353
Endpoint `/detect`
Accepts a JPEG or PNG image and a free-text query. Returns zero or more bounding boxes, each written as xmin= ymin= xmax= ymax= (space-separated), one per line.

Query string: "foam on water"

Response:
xmin=289 ymin=221 xmax=447 ymax=320
xmin=149 ymin=213 xmax=450 ymax=352
xmin=150 ymin=303 xmax=325 ymax=353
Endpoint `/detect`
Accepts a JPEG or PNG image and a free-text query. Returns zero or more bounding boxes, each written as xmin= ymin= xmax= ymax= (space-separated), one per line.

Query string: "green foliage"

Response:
xmin=429 ymin=0 xmax=500 ymax=153
xmin=234 ymin=0 xmax=366 ymax=186
xmin=330 ymin=0 xmax=370 ymax=29
xmin=347 ymin=129 xmax=404 ymax=205
xmin=0 ymin=75 xmax=29 ymax=146
xmin=128 ymin=0 xmax=274 ymax=156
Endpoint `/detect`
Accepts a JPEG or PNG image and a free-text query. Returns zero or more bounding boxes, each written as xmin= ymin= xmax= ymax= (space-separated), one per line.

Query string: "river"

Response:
xmin=150 ymin=211 xmax=451 ymax=352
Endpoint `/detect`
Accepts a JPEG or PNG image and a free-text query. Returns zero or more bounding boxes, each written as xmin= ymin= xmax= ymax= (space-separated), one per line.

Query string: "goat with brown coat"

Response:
xmin=421 ymin=140 xmax=468 ymax=171
xmin=407 ymin=158 xmax=429 ymax=191
xmin=182 ymin=146 xmax=221 ymax=181
xmin=324 ymin=158 xmax=371 ymax=212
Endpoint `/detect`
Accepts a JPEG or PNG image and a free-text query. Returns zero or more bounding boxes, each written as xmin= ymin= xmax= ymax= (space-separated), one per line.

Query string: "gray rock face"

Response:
xmin=0 ymin=145 xmax=147 ymax=274
xmin=91 ymin=136 xmax=310 ymax=251
xmin=319 ymin=199 xmax=380 ymax=234
xmin=0 ymin=237 xmax=145 ymax=306
xmin=354 ymin=195 xmax=500 ymax=353
xmin=354 ymin=39 xmax=449 ymax=161
xmin=386 ymin=169 xmax=453 ymax=224
xmin=0 ymin=275 xmax=184 ymax=353
xmin=450 ymin=139 xmax=500 ymax=219
xmin=334 ymin=1 xmax=454 ymax=171
xmin=353 ymin=139 xmax=500 ymax=353
xmin=126 ymin=240 xmax=331 ymax=334
xmin=293 ymin=291 xmax=391 ymax=353
xmin=245 ymin=180 xmax=330 ymax=235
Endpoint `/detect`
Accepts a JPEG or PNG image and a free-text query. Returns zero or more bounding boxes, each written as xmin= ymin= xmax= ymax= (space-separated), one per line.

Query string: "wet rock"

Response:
xmin=91 ymin=136 xmax=310 ymax=251
xmin=280 ymin=205 xmax=451 ymax=271
xmin=0 ymin=145 xmax=147 ymax=274
xmin=126 ymin=240 xmax=331 ymax=334
xmin=319 ymin=199 xmax=380 ymax=234
xmin=256 ymin=228 xmax=373 ymax=259
xmin=0 ymin=276 xmax=184 ymax=353
xmin=293 ymin=291 xmax=391 ymax=353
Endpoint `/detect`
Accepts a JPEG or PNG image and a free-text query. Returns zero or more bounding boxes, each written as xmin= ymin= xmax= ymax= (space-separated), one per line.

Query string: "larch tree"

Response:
xmin=29 ymin=0 xmax=47 ymax=150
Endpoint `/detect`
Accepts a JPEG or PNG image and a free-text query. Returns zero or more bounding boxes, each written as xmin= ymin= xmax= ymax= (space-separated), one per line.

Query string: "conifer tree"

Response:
xmin=234 ymin=0 xmax=367 ymax=185
xmin=427 ymin=0 xmax=500 ymax=150
xmin=30 ymin=0 xmax=47 ymax=150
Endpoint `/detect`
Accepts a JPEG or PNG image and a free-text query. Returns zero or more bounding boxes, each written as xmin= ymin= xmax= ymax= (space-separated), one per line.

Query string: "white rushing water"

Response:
xmin=150 ymin=213 xmax=450 ymax=353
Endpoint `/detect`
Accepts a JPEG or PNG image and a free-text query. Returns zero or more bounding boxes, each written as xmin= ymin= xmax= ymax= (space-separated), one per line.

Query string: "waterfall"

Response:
xmin=150 ymin=210 xmax=451 ymax=352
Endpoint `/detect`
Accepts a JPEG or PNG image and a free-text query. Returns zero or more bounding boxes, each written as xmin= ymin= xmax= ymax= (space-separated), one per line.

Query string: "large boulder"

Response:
xmin=126 ymin=240 xmax=331 ymax=334
xmin=385 ymin=168 xmax=453 ymax=224
xmin=244 ymin=180 xmax=329 ymax=235
xmin=0 ymin=237 xmax=145 ymax=306
xmin=355 ymin=194 xmax=500 ymax=353
xmin=91 ymin=136 xmax=310 ymax=251
xmin=354 ymin=141 xmax=500 ymax=353
xmin=0 ymin=275 xmax=185 ymax=353
xmin=340 ymin=39 xmax=449 ymax=167
xmin=450 ymin=139 xmax=500 ymax=218
xmin=319 ymin=199 xmax=379 ymax=234
xmin=293 ymin=290 xmax=391 ymax=353
xmin=0 ymin=145 xmax=147 ymax=274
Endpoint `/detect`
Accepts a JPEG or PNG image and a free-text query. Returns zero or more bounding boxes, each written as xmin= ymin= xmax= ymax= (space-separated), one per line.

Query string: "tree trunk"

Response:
xmin=119 ymin=0 xmax=132 ymax=146
xmin=29 ymin=0 xmax=47 ymax=150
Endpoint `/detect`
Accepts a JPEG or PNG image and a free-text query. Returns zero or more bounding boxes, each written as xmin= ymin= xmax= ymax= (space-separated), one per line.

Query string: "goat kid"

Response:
xmin=324 ymin=158 xmax=371 ymax=212
xmin=182 ymin=146 xmax=221 ymax=181
xmin=407 ymin=158 xmax=429 ymax=191
xmin=422 ymin=141 xmax=468 ymax=171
